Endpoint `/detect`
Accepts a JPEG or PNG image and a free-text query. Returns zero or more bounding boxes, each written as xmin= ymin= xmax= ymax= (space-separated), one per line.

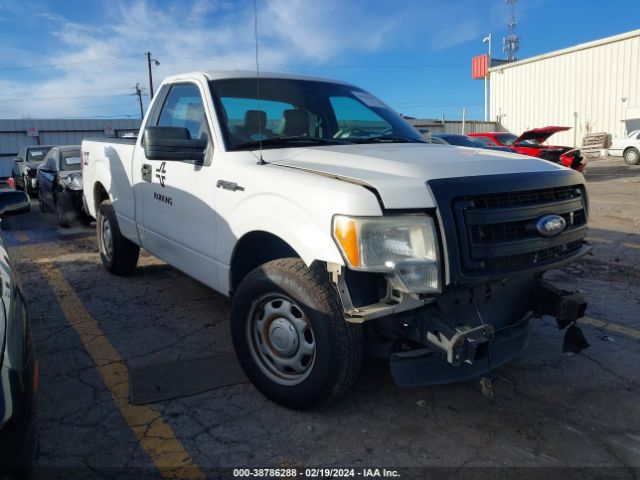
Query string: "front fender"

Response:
xmin=219 ymin=193 xmax=345 ymax=267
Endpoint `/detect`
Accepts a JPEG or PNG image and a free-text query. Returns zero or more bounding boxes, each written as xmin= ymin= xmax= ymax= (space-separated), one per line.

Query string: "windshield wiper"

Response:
xmin=348 ymin=134 xmax=426 ymax=144
xmin=233 ymin=136 xmax=348 ymax=150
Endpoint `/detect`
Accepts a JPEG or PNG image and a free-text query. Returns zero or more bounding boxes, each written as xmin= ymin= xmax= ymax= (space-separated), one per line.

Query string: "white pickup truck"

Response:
xmin=83 ymin=71 xmax=590 ymax=408
xmin=608 ymin=129 xmax=640 ymax=165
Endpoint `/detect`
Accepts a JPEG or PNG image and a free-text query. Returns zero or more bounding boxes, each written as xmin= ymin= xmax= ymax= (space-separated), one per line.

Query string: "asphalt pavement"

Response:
xmin=3 ymin=156 xmax=639 ymax=479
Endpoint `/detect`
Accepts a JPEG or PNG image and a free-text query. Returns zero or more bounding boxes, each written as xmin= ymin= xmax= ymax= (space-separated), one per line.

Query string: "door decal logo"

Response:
xmin=155 ymin=162 xmax=167 ymax=187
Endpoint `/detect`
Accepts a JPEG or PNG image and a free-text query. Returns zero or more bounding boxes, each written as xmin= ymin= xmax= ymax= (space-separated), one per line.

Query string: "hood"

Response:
xmin=259 ymin=143 xmax=565 ymax=209
xmin=514 ymin=126 xmax=571 ymax=145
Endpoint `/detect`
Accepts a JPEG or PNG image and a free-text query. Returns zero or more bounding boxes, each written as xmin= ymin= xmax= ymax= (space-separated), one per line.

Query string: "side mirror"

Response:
xmin=143 ymin=127 xmax=207 ymax=162
xmin=0 ymin=190 xmax=30 ymax=217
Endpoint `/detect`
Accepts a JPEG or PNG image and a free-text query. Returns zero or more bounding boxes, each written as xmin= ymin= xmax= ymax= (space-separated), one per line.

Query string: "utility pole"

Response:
xmin=133 ymin=83 xmax=145 ymax=119
xmin=146 ymin=51 xmax=160 ymax=99
xmin=482 ymin=33 xmax=492 ymax=122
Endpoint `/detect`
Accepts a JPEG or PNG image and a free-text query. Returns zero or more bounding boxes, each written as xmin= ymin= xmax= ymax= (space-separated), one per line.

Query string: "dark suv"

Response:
xmin=11 ymin=145 xmax=55 ymax=196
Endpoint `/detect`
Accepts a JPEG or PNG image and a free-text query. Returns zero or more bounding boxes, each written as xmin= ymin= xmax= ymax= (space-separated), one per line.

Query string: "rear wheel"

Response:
xmin=231 ymin=258 xmax=363 ymax=409
xmin=624 ymin=148 xmax=640 ymax=165
xmin=96 ymin=199 xmax=139 ymax=275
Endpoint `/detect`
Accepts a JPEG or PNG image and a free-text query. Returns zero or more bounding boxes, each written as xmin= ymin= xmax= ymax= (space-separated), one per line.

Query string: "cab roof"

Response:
xmin=162 ymin=70 xmax=355 ymax=87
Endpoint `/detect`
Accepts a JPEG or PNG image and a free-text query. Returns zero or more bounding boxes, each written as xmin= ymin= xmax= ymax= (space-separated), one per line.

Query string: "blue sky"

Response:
xmin=0 ymin=0 xmax=638 ymax=120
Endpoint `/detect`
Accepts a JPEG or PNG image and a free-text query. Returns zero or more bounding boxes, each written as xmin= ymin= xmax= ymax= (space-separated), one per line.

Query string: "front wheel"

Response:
xmin=624 ymin=148 xmax=640 ymax=165
xmin=231 ymin=258 xmax=363 ymax=409
xmin=38 ymin=189 xmax=51 ymax=213
xmin=96 ymin=199 xmax=139 ymax=275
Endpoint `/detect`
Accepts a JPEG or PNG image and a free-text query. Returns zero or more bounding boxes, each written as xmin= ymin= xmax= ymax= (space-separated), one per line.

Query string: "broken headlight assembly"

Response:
xmin=332 ymin=214 xmax=440 ymax=293
xmin=58 ymin=173 xmax=83 ymax=191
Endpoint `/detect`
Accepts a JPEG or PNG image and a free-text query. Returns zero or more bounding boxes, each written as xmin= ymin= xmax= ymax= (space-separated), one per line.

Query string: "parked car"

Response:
xmin=432 ymin=133 xmax=516 ymax=153
xmin=0 ymin=190 xmax=38 ymax=480
xmin=36 ymin=145 xmax=89 ymax=228
xmin=608 ymin=129 xmax=640 ymax=165
xmin=429 ymin=136 xmax=448 ymax=144
xmin=11 ymin=145 xmax=55 ymax=196
xmin=83 ymin=71 xmax=590 ymax=409
xmin=469 ymin=127 xmax=586 ymax=172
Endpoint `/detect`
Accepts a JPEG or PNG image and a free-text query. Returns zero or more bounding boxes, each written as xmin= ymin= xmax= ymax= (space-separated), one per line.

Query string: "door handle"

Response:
xmin=141 ymin=163 xmax=152 ymax=182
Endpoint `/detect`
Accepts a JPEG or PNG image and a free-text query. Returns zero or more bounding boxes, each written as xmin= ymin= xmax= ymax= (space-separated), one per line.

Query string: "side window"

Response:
xmin=157 ymin=84 xmax=209 ymax=141
xmin=329 ymin=96 xmax=390 ymax=136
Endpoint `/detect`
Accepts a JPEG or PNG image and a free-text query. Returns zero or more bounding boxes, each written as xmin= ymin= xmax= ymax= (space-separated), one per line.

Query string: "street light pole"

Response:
xmin=146 ymin=51 xmax=160 ymax=99
xmin=482 ymin=34 xmax=492 ymax=122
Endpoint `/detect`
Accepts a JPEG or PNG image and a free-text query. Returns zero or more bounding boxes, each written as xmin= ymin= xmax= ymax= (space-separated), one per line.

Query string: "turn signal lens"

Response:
xmin=333 ymin=216 xmax=360 ymax=268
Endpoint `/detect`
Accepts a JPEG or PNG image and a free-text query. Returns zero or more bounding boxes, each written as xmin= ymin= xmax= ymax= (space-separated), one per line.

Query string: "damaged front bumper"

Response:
xmin=386 ymin=278 xmax=588 ymax=387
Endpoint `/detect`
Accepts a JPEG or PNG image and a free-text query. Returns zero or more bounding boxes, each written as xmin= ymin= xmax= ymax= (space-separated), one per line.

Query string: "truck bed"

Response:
xmin=82 ymin=137 xmax=138 ymax=243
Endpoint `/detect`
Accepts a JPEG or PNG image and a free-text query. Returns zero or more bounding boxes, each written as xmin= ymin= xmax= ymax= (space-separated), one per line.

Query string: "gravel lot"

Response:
xmin=3 ymin=156 xmax=640 ymax=479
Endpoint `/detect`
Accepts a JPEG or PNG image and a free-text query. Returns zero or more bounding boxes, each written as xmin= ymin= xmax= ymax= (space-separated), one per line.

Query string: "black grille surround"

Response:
xmin=428 ymin=170 xmax=591 ymax=285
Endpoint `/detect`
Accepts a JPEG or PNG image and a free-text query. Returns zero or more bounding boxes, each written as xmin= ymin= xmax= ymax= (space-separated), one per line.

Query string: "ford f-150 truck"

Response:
xmin=82 ymin=71 xmax=590 ymax=409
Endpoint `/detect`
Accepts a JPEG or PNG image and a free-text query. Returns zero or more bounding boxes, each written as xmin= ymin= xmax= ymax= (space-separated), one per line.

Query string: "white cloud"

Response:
xmin=0 ymin=0 xmax=490 ymax=118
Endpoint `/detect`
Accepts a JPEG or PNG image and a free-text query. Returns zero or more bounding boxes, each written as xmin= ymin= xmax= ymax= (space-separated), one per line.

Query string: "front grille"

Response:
xmin=470 ymin=209 xmax=587 ymax=243
xmin=453 ymin=184 xmax=588 ymax=275
xmin=428 ymin=172 xmax=591 ymax=283
xmin=470 ymin=185 xmax=577 ymax=209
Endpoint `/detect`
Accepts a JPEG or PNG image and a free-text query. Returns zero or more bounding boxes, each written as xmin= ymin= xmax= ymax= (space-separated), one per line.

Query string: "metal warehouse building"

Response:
xmin=490 ymin=29 xmax=640 ymax=147
xmin=0 ymin=118 xmax=141 ymax=177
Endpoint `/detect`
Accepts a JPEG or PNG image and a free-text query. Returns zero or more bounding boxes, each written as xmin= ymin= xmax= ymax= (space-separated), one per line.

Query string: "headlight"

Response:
xmin=333 ymin=215 xmax=440 ymax=293
xmin=60 ymin=173 xmax=83 ymax=190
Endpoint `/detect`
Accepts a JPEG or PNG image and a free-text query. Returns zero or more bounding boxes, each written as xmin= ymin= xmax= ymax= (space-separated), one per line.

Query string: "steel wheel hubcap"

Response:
xmin=629 ymin=151 xmax=639 ymax=161
xmin=99 ymin=216 xmax=113 ymax=261
xmin=248 ymin=295 xmax=316 ymax=385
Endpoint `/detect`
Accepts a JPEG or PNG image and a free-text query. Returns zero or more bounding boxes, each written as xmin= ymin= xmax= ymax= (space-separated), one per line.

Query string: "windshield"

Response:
xmin=494 ymin=133 xmax=519 ymax=146
xmin=209 ymin=78 xmax=424 ymax=150
xmin=60 ymin=150 xmax=82 ymax=171
xmin=27 ymin=146 xmax=52 ymax=163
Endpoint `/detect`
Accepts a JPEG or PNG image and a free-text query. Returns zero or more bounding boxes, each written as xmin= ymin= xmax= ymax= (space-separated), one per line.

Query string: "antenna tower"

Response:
xmin=503 ymin=0 xmax=520 ymax=61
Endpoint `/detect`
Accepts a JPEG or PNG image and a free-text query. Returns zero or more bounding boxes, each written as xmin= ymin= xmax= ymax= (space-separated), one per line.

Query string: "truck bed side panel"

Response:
xmin=82 ymin=139 xmax=139 ymax=244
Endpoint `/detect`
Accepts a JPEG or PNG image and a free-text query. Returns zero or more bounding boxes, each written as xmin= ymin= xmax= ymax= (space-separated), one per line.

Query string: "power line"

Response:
xmin=0 ymin=54 xmax=142 ymax=72
xmin=159 ymin=54 xmax=467 ymax=70
xmin=0 ymin=92 xmax=135 ymax=102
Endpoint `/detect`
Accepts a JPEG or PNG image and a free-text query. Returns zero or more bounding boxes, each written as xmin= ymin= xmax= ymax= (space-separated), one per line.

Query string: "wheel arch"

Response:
xmin=93 ymin=181 xmax=109 ymax=212
xmin=229 ymin=231 xmax=301 ymax=295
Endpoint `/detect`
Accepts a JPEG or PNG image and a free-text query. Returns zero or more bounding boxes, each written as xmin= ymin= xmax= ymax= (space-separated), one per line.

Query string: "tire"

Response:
xmin=56 ymin=196 xmax=71 ymax=228
xmin=38 ymin=189 xmax=51 ymax=213
xmin=624 ymin=148 xmax=640 ymax=166
xmin=14 ymin=176 xmax=24 ymax=191
xmin=96 ymin=199 xmax=139 ymax=275
xmin=231 ymin=258 xmax=363 ymax=409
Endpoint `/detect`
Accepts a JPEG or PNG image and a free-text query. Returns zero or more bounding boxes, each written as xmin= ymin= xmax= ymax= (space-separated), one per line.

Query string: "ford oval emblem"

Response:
xmin=536 ymin=214 xmax=566 ymax=237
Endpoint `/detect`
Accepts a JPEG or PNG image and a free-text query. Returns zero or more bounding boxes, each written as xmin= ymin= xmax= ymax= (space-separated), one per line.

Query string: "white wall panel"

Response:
xmin=490 ymin=30 xmax=640 ymax=147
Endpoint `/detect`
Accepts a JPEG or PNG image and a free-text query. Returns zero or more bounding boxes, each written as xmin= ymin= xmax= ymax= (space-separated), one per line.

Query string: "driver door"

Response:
xmin=136 ymin=82 xmax=220 ymax=290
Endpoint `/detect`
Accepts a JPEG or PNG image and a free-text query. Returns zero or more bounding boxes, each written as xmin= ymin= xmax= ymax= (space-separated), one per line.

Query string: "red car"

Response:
xmin=469 ymin=127 xmax=585 ymax=173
